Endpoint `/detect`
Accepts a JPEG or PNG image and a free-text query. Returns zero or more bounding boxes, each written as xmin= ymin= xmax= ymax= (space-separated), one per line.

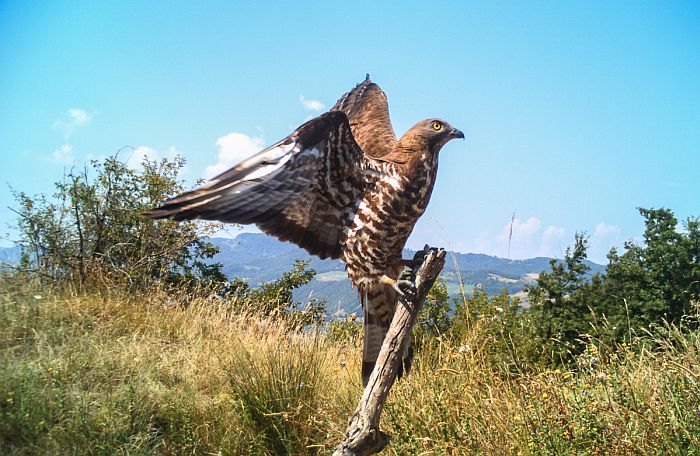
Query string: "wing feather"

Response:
xmin=144 ymin=111 xmax=368 ymax=260
xmin=331 ymin=76 xmax=397 ymax=159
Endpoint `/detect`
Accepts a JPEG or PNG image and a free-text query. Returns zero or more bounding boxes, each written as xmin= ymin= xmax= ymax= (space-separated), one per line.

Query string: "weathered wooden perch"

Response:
xmin=333 ymin=246 xmax=446 ymax=456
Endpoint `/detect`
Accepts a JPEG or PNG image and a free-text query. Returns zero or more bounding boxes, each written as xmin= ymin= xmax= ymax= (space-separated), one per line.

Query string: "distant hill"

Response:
xmin=0 ymin=245 xmax=22 ymax=268
xmin=207 ymin=233 xmax=606 ymax=316
xmin=0 ymin=235 xmax=606 ymax=316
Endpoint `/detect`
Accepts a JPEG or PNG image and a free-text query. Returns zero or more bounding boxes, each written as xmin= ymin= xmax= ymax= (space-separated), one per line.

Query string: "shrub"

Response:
xmin=11 ymin=154 xmax=224 ymax=292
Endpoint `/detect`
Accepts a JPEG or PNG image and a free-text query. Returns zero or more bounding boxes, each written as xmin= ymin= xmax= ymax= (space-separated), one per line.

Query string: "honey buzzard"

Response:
xmin=145 ymin=76 xmax=464 ymax=385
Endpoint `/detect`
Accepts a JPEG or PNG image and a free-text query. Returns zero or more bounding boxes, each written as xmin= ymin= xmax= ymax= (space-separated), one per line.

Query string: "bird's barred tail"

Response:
xmin=360 ymin=281 xmax=414 ymax=386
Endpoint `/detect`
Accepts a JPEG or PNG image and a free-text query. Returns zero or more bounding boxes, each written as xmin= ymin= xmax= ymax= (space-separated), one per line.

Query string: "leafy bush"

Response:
xmin=325 ymin=313 xmax=362 ymax=346
xmin=11 ymin=154 xmax=225 ymax=292
xmin=526 ymin=208 xmax=700 ymax=364
xmin=220 ymin=259 xmax=327 ymax=330
xmin=416 ymin=278 xmax=452 ymax=337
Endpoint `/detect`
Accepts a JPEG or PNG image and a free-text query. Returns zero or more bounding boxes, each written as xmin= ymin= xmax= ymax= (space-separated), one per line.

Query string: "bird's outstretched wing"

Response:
xmin=144 ymin=111 xmax=367 ymax=260
xmin=332 ymin=76 xmax=397 ymax=159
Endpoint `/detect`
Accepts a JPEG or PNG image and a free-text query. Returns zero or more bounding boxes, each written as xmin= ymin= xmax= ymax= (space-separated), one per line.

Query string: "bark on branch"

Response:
xmin=333 ymin=247 xmax=446 ymax=456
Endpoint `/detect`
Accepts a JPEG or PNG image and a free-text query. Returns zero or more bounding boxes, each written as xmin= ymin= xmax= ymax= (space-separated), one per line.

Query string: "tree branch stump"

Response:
xmin=333 ymin=246 xmax=446 ymax=456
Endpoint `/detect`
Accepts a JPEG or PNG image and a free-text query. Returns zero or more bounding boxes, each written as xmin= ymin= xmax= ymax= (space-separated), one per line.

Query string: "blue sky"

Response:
xmin=1 ymin=1 xmax=698 ymax=263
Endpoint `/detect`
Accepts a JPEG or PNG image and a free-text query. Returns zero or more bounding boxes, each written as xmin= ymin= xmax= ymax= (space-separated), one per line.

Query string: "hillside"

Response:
xmin=0 ymin=246 xmax=21 ymax=267
xmin=208 ymin=233 xmax=606 ymax=314
xmin=0 ymin=234 xmax=606 ymax=315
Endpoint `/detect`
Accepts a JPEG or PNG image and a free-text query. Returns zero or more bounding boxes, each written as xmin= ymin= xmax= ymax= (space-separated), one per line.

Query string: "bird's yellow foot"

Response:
xmin=379 ymin=274 xmax=396 ymax=287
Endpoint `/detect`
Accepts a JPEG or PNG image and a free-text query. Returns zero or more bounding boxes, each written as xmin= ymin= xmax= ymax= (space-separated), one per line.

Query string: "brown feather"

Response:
xmin=331 ymin=77 xmax=397 ymax=160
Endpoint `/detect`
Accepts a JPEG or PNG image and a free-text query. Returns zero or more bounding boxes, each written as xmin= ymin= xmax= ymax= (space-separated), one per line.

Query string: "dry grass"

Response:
xmin=1 ymin=278 xmax=699 ymax=455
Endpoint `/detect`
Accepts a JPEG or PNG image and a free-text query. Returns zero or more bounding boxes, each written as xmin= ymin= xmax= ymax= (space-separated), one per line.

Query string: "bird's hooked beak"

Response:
xmin=450 ymin=128 xmax=465 ymax=140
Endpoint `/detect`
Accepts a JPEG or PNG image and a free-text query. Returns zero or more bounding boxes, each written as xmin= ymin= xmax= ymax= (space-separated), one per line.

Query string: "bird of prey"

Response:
xmin=145 ymin=76 xmax=464 ymax=385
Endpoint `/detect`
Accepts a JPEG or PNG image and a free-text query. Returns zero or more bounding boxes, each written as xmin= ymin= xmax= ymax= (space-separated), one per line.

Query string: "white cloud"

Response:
xmin=44 ymin=109 xmax=96 ymax=165
xmin=538 ymin=225 xmax=567 ymax=258
xmin=589 ymin=222 xmax=622 ymax=263
xmin=125 ymin=146 xmax=182 ymax=172
xmin=467 ymin=216 xmax=567 ymax=259
xmin=543 ymin=225 xmax=566 ymax=238
xmin=494 ymin=216 xmax=542 ymax=257
xmin=593 ymin=222 xmax=621 ymax=238
xmin=48 ymin=144 xmax=75 ymax=164
xmin=472 ymin=219 xmax=623 ymax=263
xmin=67 ymin=108 xmax=91 ymax=125
xmin=53 ymin=108 xmax=95 ymax=138
xmin=299 ymin=95 xmax=325 ymax=112
xmin=203 ymin=132 xmax=265 ymax=180
xmin=511 ymin=217 xmax=542 ymax=237
xmin=126 ymin=146 xmax=157 ymax=170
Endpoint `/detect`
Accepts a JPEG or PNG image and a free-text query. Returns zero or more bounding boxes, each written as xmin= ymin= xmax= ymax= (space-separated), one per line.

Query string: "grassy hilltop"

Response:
xmin=2 ymin=278 xmax=699 ymax=455
xmin=4 ymin=156 xmax=698 ymax=455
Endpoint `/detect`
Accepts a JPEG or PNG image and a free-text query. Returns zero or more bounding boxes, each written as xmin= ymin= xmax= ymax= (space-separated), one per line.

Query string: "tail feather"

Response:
xmin=360 ymin=279 xmax=413 ymax=386
xmin=400 ymin=336 xmax=414 ymax=379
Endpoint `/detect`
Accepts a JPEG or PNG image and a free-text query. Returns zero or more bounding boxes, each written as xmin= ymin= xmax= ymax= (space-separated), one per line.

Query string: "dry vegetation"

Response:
xmin=2 ymin=277 xmax=699 ymax=455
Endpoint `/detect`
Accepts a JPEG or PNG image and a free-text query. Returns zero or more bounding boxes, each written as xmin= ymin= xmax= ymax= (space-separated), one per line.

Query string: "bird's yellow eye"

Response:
xmin=431 ymin=121 xmax=442 ymax=131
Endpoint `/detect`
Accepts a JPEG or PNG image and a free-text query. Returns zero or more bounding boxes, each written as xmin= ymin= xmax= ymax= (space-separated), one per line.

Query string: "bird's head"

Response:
xmin=401 ymin=119 xmax=465 ymax=155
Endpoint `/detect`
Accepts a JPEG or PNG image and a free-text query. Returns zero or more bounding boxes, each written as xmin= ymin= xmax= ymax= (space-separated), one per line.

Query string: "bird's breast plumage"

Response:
xmin=343 ymin=153 xmax=439 ymax=287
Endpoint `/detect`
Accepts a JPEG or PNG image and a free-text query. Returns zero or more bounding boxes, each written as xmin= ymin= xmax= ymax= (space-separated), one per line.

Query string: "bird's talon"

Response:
xmin=399 ymin=268 xmax=415 ymax=282
xmin=396 ymin=278 xmax=417 ymax=300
